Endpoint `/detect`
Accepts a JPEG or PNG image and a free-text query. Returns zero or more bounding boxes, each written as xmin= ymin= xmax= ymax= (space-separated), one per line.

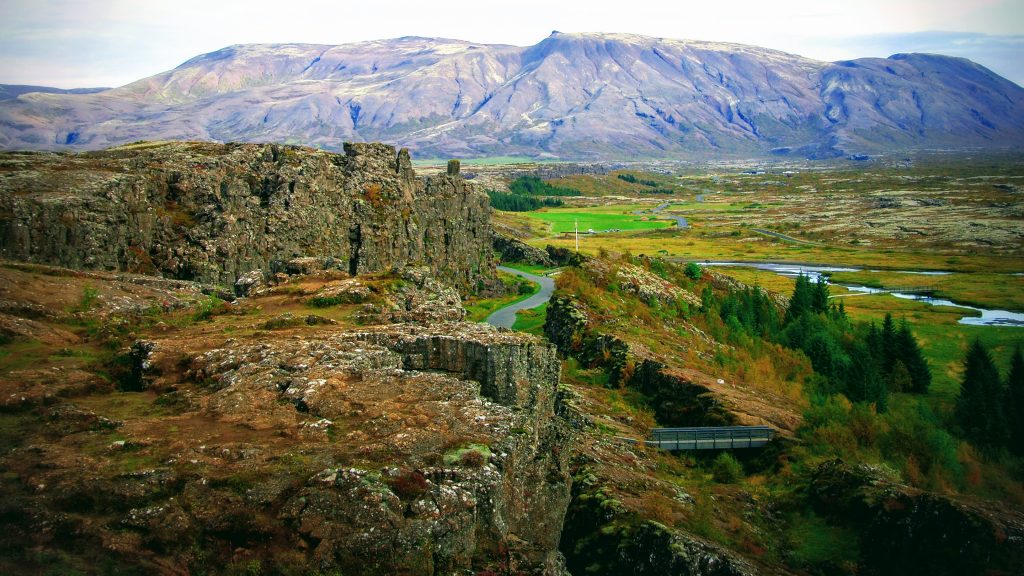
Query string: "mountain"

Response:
xmin=1 ymin=33 xmax=1022 ymax=159
xmin=0 ymin=84 xmax=108 ymax=100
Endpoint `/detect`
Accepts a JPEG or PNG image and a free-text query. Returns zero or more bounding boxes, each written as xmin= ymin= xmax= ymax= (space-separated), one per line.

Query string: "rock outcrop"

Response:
xmin=808 ymin=459 xmax=1024 ymax=576
xmin=0 ymin=141 xmax=495 ymax=291
xmin=493 ymin=232 xmax=554 ymax=267
xmin=561 ymin=470 xmax=754 ymax=576
xmin=186 ymin=322 xmax=572 ymax=574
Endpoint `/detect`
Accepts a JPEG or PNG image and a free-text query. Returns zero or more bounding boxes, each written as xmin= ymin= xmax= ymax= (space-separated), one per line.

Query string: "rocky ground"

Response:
xmin=0 ymin=262 xmax=572 ymax=575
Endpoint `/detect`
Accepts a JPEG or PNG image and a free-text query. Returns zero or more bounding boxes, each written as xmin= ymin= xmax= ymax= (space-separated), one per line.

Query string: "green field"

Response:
xmin=522 ymin=206 xmax=673 ymax=234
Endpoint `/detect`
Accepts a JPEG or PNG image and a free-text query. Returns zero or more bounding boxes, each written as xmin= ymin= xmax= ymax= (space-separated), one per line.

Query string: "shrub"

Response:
xmin=684 ymin=262 xmax=702 ymax=281
xmin=459 ymin=450 xmax=485 ymax=467
xmin=711 ymin=452 xmax=744 ymax=483
xmin=192 ymin=296 xmax=224 ymax=322
xmin=74 ymin=285 xmax=99 ymax=313
xmin=443 ymin=443 xmax=492 ymax=466
xmin=386 ymin=469 xmax=430 ymax=500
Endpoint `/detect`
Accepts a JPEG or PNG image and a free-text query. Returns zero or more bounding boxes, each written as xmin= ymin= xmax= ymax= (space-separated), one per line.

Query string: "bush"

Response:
xmin=73 ymin=285 xmax=99 ymax=313
xmin=711 ymin=452 xmax=744 ymax=483
xmin=684 ymin=262 xmax=702 ymax=280
xmin=386 ymin=469 xmax=430 ymax=499
xmin=192 ymin=296 xmax=224 ymax=322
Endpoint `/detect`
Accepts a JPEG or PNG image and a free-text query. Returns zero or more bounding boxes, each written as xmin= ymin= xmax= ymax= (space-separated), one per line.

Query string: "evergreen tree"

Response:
xmin=865 ymin=322 xmax=883 ymax=365
xmin=955 ymin=340 xmax=1008 ymax=450
xmin=880 ymin=313 xmax=898 ymax=377
xmin=845 ymin=342 xmax=887 ymax=412
xmin=812 ymin=276 xmax=829 ymax=314
xmin=785 ymin=274 xmax=813 ymax=323
xmin=895 ymin=321 xmax=931 ymax=394
xmin=1006 ymin=344 xmax=1024 ymax=455
xmin=889 ymin=360 xmax=912 ymax=392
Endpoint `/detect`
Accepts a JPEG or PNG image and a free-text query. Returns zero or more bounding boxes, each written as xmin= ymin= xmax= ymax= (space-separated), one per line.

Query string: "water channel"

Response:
xmin=702 ymin=261 xmax=1024 ymax=327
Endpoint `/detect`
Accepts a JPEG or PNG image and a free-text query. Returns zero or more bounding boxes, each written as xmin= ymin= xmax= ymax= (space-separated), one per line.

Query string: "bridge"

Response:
xmin=623 ymin=426 xmax=776 ymax=451
xmin=829 ymin=286 xmax=938 ymax=299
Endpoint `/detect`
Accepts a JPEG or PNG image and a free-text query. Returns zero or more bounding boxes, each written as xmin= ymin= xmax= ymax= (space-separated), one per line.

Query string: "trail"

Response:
xmin=485 ymin=266 xmax=555 ymax=329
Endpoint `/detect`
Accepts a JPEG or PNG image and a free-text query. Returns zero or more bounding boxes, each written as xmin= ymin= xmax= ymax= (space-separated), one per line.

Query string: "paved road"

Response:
xmin=485 ymin=266 xmax=555 ymax=329
xmin=633 ymin=202 xmax=688 ymax=228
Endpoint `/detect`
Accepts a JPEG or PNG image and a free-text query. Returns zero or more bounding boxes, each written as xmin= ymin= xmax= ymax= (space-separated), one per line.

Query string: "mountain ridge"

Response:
xmin=1 ymin=32 xmax=1021 ymax=159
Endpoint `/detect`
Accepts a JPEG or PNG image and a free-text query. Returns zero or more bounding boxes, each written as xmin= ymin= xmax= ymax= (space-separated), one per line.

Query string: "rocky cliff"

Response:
xmin=0 ymin=263 xmax=573 ymax=575
xmin=0 ymin=141 xmax=495 ymax=291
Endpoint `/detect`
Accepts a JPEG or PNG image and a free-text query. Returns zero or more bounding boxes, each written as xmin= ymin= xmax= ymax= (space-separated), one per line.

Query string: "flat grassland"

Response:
xmin=521 ymin=204 xmax=673 ymax=234
xmin=531 ymin=160 xmax=1023 ymax=275
xmin=515 ymin=158 xmax=1024 ymax=398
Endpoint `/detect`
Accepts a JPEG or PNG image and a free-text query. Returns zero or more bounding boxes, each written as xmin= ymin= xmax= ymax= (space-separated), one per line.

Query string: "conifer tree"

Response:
xmin=955 ymin=340 xmax=1008 ymax=450
xmin=880 ymin=313 xmax=898 ymax=377
xmin=812 ymin=276 xmax=829 ymax=314
xmin=1006 ymin=344 xmax=1024 ymax=455
xmin=866 ymin=322 xmax=883 ymax=363
xmin=889 ymin=360 xmax=912 ymax=392
xmin=845 ymin=342 xmax=887 ymax=412
xmin=895 ymin=321 xmax=931 ymax=394
xmin=785 ymin=274 xmax=813 ymax=324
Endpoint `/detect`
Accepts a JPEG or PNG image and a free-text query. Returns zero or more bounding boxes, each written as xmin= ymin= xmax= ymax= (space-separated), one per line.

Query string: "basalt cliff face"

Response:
xmin=0 ymin=141 xmax=495 ymax=291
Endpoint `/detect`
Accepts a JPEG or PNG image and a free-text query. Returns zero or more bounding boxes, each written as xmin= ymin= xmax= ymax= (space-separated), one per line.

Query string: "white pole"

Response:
xmin=575 ymin=219 xmax=579 ymax=252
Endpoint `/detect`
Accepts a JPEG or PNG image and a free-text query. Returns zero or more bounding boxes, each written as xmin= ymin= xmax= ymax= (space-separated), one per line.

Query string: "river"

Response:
xmin=702 ymin=261 xmax=1024 ymax=327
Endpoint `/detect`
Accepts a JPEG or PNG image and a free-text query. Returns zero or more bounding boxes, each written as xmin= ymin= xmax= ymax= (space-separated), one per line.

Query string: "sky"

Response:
xmin=1 ymin=0 xmax=1022 ymax=88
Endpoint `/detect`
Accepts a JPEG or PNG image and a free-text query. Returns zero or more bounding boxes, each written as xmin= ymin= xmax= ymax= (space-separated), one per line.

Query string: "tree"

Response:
xmin=895 ymin=321 xmax=931 ymax=394
xmin=865 ymin=322 xmax=883 ymax=364
xmin=955 ymin=340 xmax=1007 ymax=450
xmin=785 ymin=274 xmax=814 ymax=323
xmin=889 ymin=360 xmax=912 ymax=392
xmin=1005 ymin=345 xmax=1024 ymax=455
xmin=812 ymin=276 xmax=829 ymax=314
xmin=684 ymin=262 xmax=702 ymax=281
xmin=711 ymin=452 xmax=744 ymax=483
xmin=880 ymin=313 xmax=898 ymax=377
xmin=845 ymin=342 xmax=888 ymax=412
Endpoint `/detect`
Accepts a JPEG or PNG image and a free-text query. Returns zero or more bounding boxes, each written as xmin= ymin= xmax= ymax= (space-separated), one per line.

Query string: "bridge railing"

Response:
xmin=646 ymin=426 xmax=775 ymax=450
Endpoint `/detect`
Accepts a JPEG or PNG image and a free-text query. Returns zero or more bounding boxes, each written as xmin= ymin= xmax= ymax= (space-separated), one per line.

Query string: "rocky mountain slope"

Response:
xmin=1 ymin=33 xmax=1022 ymax=159
xmin=0 ymin=141 xmax=495 ymax=290
xmin=0 ymin=84 xmax=108 ymax=100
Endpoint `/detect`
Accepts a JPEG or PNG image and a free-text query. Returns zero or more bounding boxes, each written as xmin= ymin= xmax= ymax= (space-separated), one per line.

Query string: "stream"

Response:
xmin=703 ymin=261 xmax=1024 ymax=327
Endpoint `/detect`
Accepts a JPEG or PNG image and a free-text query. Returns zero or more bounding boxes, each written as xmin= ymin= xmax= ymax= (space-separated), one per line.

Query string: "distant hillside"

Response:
xmin=1 ymin=33 xmax=1022 ymax=159
xmin=0 ymin=84 xmax=108 ymax=100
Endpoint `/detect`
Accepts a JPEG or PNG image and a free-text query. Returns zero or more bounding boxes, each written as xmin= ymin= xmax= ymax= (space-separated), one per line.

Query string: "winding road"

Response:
xmin=485 ymin=266 xmax=555 ymax=329
xmin=633 ymin=202 xmax=688 ymax=228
